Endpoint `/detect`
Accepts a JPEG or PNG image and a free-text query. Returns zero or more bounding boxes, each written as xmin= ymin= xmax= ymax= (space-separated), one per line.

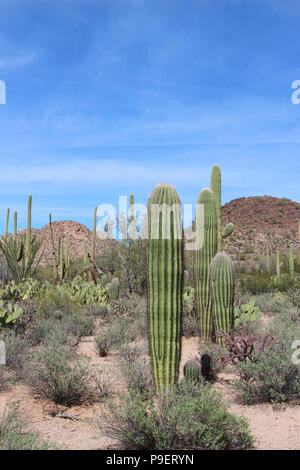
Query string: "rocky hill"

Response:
xmin=11 ymin=220 xmax=118 ymax=266
xmin=222 ymin=196 xmax=300 ymax=261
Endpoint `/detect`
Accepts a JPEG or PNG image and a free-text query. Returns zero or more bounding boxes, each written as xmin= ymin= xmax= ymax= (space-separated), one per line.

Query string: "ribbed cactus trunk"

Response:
xmin=147 ymin=183 xmax=183 ymax=393
xmin=210 ymin=252 xmax=234 ymax=344
xmin=4 ymin=208 xmax=10 ymax=240
xmin=13 ymin=211 xmax=17 ymax=242
xmin=210 ymin=165 xmax=222 ymax=252
xmin=194 ymin=188 xmax=217 ymax=343
xmin=183 ymin=359 xmax=201 ymax=384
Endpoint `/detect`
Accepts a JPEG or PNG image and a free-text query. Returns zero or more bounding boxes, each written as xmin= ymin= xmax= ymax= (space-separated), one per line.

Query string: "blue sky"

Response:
xmin=0 ymin=0 xmax=300 ymax=230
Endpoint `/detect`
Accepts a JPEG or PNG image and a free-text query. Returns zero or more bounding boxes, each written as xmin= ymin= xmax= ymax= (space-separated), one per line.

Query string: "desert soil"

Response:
xmin=0 ymin=336 xmax=299 ymax=450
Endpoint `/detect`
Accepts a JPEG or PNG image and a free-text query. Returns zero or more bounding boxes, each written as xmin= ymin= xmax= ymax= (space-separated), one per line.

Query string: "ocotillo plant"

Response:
xmin=210 ymin=252 xmax=234 ymax=344
xmin=147 ymin=183 xmax=184 ymax=393
xmin=210 ymin=165 xmax=234 ymax=252
xmin=289 ymin=244 xmax=295 ymax=276
xmin=194 ymin=188 xmax=217 ymax=343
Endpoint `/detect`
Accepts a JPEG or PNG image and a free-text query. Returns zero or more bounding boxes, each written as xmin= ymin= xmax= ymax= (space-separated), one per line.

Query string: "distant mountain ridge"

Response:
xmin=4 ymin=195 xmax=300 ymax=265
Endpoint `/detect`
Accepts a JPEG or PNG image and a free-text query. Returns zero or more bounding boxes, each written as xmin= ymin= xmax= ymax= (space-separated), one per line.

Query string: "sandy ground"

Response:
xmin=1 ymin=336 xmax=300 ymax=450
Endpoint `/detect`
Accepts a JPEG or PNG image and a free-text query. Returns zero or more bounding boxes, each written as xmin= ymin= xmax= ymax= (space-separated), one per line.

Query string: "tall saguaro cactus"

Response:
xmin=210 ymin=165 xmax=234 ymax=252
xmin=147 ymin=183 xmax=184 ymax=393
xmin=210 ymin=252 xmax=234 ymax=344
xmin=4 ymin=208 xmax=10 ymax=240
xmin=210 ymin=165 xmax=222 ymax=252
xmin=194 ymin=188 xmax=217 ymax=342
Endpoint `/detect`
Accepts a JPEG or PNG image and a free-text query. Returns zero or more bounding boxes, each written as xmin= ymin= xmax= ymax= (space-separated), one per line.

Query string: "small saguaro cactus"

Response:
xmin=210 ymin=165 xmax=234 ymax=252
xmin=194 ymin=188 xmax=217 ymax=343
xmin=147 ymin=183 xmax=184 ymax=393
xmin=210 ymin=252 xmax=234 ymax=344
xmin=183 ymin=359 xmax=201 ymax=384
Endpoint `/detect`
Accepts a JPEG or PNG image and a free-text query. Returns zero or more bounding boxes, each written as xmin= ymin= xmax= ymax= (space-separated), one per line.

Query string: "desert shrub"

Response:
xmin=239 ymin=272 xmax=275 ymax=294
xmin=183 ymin=313 xmax=199 ymax=337
xmin=95 ymin=331 xmax=111 ymax=357
xmin=0 ymin=402 xmax=60 ymax=450
xmin=35 ymin=284 xmax=81 ymax=317
xmin=0 ymin=331 xmax=29 ymax=380
xmin=104 ymin=316 xmax=137 ymax=348
xmin=234 ymin=315 xmax=300 ymax=404
xmin=29 ymin=310 xmax=93 ymax=347
xmin=253 ymin=292 xmax=290 ymax=315
xmin=119 ymin=344 xmax=152 ymax=394
xmin=101 ymin=382 xmax=254 ymax=450
xmin=0 ymin=366 xmax=6 ymax=390
xmin=234 ymin=348 xmax=300 ymax=404
xmin=27 ymin=343 xmax=103 ymax=406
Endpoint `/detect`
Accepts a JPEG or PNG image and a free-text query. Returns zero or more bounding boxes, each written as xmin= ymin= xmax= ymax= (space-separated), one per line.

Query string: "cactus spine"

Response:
xmin=194 ymin=188 xmax=217 ymax=342
xmin=147 ymin=183 xmax=183 ymax=393
xmin=183 ymin=359 xmax=201 ymax=384
xmin=210 ymin=252 xmax=234 ymax=344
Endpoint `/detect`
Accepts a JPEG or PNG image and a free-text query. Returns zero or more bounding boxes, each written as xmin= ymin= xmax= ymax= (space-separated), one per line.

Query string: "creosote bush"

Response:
xmin=27 ymin=343 xmax=107 ymax=406
xmin=101 ymin=382 xmax=255 ymax=450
